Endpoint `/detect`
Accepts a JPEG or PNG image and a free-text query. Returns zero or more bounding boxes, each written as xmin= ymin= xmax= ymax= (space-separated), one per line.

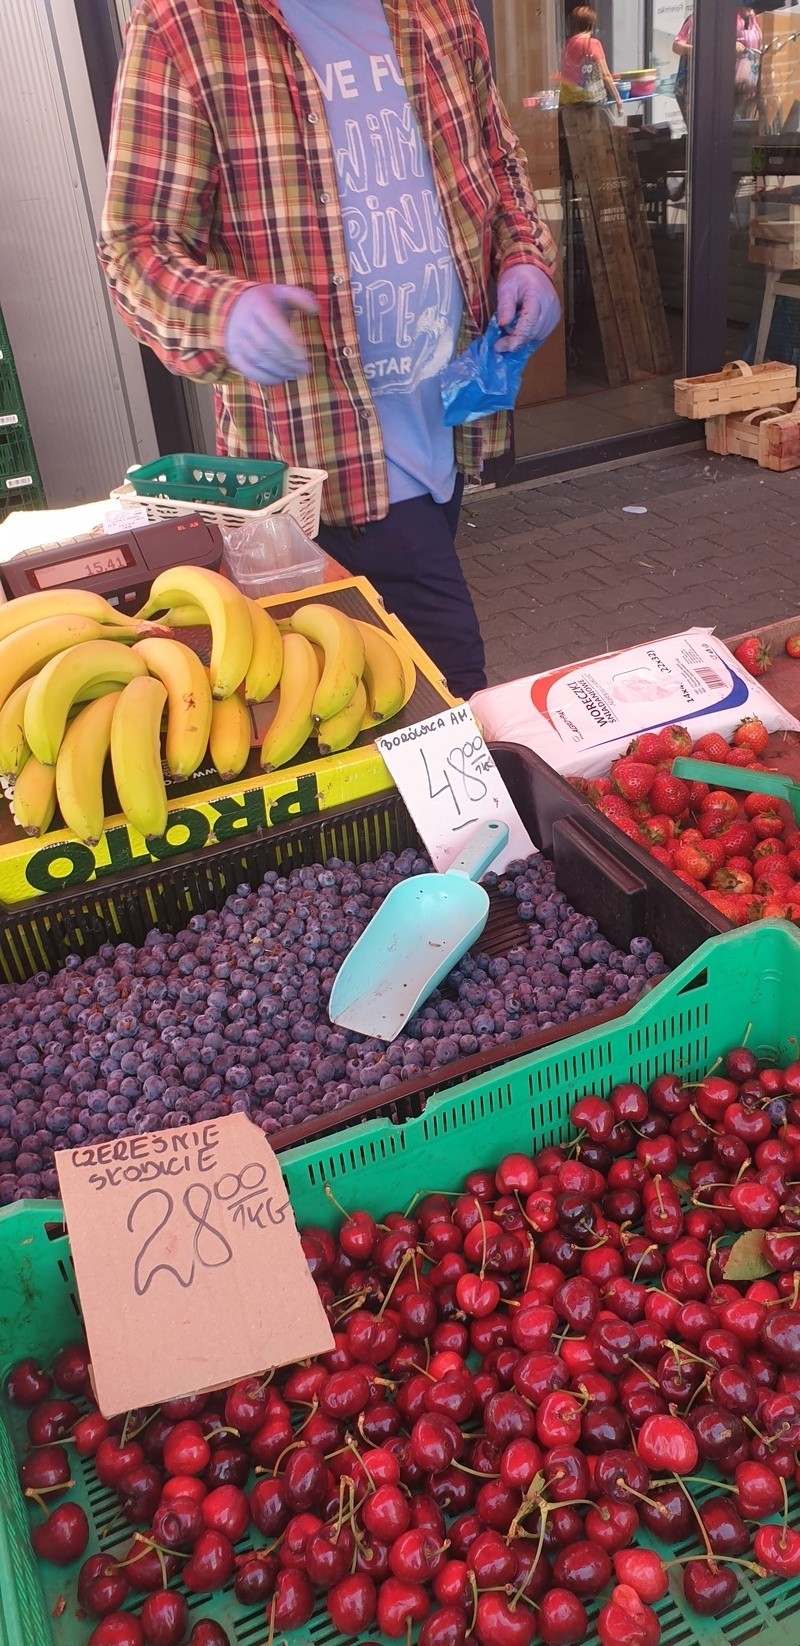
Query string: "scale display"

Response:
xmin=1 ymin=515 xmax=223 ymax=611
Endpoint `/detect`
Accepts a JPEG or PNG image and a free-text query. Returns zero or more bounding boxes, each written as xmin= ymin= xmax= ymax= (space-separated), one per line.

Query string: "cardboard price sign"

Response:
xmin=377 ymin=703 xmax=535 ymax=872
xmin=56 ymin=1114 xmax=334 ymax=1416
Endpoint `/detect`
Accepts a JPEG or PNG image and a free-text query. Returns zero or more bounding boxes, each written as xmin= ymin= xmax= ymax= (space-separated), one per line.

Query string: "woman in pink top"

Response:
xmin=560 ymin=7 xmax=622 ymax=110
xmin=673 ymin=9 xmax=763 ymax=122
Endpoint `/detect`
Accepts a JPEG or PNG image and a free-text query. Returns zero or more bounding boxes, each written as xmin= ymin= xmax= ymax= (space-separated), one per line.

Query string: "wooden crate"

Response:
xmin=749 ymin=196 xmax=800 ymax=270
xmin=705 ymin=400 xmax=800 ymax=471
xmin=674 ymin=358 xmax=796 ymax=419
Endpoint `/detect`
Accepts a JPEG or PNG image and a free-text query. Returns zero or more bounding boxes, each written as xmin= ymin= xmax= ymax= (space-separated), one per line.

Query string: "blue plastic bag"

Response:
xmin=440 ymin=315 xmax=541 ymax=426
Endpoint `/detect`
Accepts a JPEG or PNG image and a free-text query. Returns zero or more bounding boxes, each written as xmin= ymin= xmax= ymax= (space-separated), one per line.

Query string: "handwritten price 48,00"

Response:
xmin=128 ymin=1162 xmax=289 ymax=1296
xmin=421 ymin=737 xmax=493 ymax=829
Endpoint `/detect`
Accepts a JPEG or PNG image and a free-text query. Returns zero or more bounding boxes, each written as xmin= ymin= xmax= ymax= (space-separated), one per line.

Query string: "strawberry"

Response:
xmin=692 ymin=732 xmax=731 ymax=763
xmin=614 ymin=816 xmax=646 ymax=847
xmin=656 ymin=725 xmax=692 ymax=759
xmin=650 ymin=772 xmax=690 ymax=819
xmin=673 ymin=841 xmax=713 ymax=882
xmin=785 ymin=633 xmax=800 ymax=659
xmin=585 ymin=777 xmax=612 ymax=804
xmin=626 ymin=732 xmax=663 ymax=763
xmin=753 ymin=814 xmax=785 ymax=840
xmin=726 ymin=856 xmax=753 ymax=875
xmin=700 ymin=838 xmax=727 ymax=873
xmin=734 ymin=636 xmax=772 ymax=677
xmin=674 ymin=869 xmax=705 ymax=893
xmin=698 ymin=809 xmax=735 ymax=839
xmin=702 ymin=890 xmax=744 ymax=925
xmin=630 ymin=800 xmax=654 ymax=820
xmin=786 ymin=849 xmax=800 ymax=877
xmin=712 ymin=867 xmax=753 ymax=895
xmin=755 ymin=867 xmax=794 ymax=897
xmin=724 ymin=748 xmax=756 ymax=768
xmin=743 ymin=792 xmax=781 ymax=818
xmin=761 ymin=898 xmax=790 ymax=919
xmin=732 ymin=717 xmax=770 ymax=755
xmin=702 ymin=791 xmax=740 ymax=820
xmin=785 ymin=830 xmax=800 ymax=852
xmin=678 ymin=827 xmax=704 ymax=847
xmin=611 ymin=759 xmax=656 ymax=802
xmin=649 ymin=845 xmax=675 ymax=867
xmin=641 ymin=815 xmax=676 ymax=846
xmin=598 ymin=795 xmax=634 ymax=823
xmin=752 ymin=838 xmax=786 ymax=862
xmin=686 ymin=780 xmax=709 ymax=810
xmin=718 ymin=821 xmax=756 ymax=857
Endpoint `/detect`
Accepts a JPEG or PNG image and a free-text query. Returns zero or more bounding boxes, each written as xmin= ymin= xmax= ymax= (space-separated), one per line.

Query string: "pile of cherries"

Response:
xmin=8 ymin=1044 xmax=800 ymax=1646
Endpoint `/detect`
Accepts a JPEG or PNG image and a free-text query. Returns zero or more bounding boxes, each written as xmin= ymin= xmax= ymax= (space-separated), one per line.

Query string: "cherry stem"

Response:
xmin=623 ymin=1355 xmax=660 ymax=1390
xmin=683 ymin=1475 xmax=738 ymax=1493
xmin=267 ymin=1594 xmax=277 ymax=1646
xmin=672 ymin=1474 xmax=714 ymax=1564
xmin=509 ymin=1504 xmax=548 ymax=1608
xmin=469 ymin=1570 xmax=480 ymax=1636
xmin=125 ymin=1408 xmax=161 ymax=1443
xmin=631 ymin=1244 xmax=659 ymax=1284
xmin=377 ymin=1248 xmax=414 ymax=1318
xmin=743 ymin=1416 xmax=770 ymax=1446
xmin=665 ymin=1554 xmax=765 ymax=1575
xmin=664 ymin=1339 xmax=713 ymax=1370
xmin=324 ymin=1184 xmax=352 ymax=1221
xmin=25 ymin=1483 xmax=75 ymax=1511
xmin=781 ymin=1474 xmax=790 ymax=1546
xmin=475 ymin=1198 xmax=489 ymax=1281
xmin=271 ymin=1438 xmax=306 ymax=1477
xmin=452 ymin=1460 xmax=501 ymax=1479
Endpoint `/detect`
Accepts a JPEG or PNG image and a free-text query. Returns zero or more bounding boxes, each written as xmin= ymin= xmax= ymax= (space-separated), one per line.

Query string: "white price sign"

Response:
xmin=376 ymin=704 xmax=535 ymax=873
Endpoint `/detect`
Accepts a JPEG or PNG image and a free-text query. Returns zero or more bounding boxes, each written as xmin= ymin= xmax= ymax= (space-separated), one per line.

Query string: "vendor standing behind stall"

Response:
xmin=98 ymin=0 xmax=559 ymax=699
xmin=559 ymin=7 xmax=623 ymax=109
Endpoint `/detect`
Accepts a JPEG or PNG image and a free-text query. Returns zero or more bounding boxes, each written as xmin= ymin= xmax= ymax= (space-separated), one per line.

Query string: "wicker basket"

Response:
xmin=674 ymin=359 xmax=796 ymax=420
xmin=110 ymin=466 xmax=327 ymax=538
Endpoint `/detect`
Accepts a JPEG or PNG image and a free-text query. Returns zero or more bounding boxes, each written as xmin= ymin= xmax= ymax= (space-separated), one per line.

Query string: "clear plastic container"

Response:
xmin=223 ymin=513 xmax=328 ymax=596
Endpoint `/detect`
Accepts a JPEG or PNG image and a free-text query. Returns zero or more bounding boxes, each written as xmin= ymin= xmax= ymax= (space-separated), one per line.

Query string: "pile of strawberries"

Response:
xmin=571 ymin=720 xmax=799 ymax=926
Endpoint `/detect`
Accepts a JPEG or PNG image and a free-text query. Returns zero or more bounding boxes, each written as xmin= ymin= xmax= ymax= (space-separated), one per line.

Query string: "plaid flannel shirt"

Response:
xmin=99 ymin=0 xmax=557 ymax=527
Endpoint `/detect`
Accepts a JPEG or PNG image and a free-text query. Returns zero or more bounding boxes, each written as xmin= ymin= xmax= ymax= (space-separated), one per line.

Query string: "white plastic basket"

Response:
xmin=109 ymin=466 xmax=327 ymax=538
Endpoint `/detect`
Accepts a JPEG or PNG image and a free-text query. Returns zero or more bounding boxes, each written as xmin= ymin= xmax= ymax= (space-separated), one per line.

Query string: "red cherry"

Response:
xmin=585 ymin=1498 xmax=639 ymax=1552
xmin=598 ymin=1586 xmax=660 ymax=1646
xmin=419 ymin=1605 xmax=468 ymax=1646
xmin=20 ymin=1444 xmax=72 ymax=1498
xmin=88 ymin=1618 xmax=145 ymax=1646
xmin=187 ymin=1623 xmax=230 ymax=1646
xmin=183 ymin=1530 xmax=235 ymax=1592
xmin=77 ymin=1554 xmax=130 ymax=1619
xmin=95 ymin=1437 xmax=146 ymax=1488
xmin=123 ymin=1537 xmax=179 ymax=1593
xmin=234 ymin=1552 xmax=278 ymax=1606
xmin=6 ymin=1357 xmax=53 ymax=1407
xmin=613 ymin=1548 xmax=668 ymax=1602
xmin=552 ymin=1540 xmax=612 ymax=1598
xmin=327 ymin=1572 xmax=377 ymax=1633
xmin=140 ymin=1590 xmax=190 ymax=1646
xmin=637 ymin=1413 xmax=698 ymax=1474
xmin=52 ymin=1341 xmax=92 ymax=1395
xmin=31 ymin=1501 xmax=89 ymax=1565
xmin=474 ymin=1593 xmax=535 ymax=1646
xmin=682 ymin=1559 xmax=740 ymax=1615
xmin=162 ymin=1421 xmax=210 ymax=1477
xmin=754 ymin=1524 xmax=800 ymax=1577
xmin=455 ymin=1274 xmax=501 ymax=1318
xmin=152 ymin=1496 xmax=204 ymax=1551
xmin=377 ymin=1576 xmax=430 ymax=1638
xmin=26 ymin=1398 xmax=79 ymax=1446
xmin=200 ymin=1484 xmax=249 ymax=1541
xmin=537 ymin=1588 xmax=589 ymax=1646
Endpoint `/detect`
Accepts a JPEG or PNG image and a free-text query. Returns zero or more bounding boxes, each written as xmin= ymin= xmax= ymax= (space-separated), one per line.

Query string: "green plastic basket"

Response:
xmin=127 ymin=454 xmax=287 ymax=511
xmin=1 ymin=921 xmax=800 ymax=1645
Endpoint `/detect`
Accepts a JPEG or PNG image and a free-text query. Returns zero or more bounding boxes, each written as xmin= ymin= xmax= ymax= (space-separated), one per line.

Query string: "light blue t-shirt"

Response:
xmin=279 ymin=0 xmax=463 ymax=504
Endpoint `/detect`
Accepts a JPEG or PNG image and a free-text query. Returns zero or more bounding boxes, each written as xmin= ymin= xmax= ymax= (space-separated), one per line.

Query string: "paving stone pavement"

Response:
xmin=456 ymin=446 xmax=800 ymax=686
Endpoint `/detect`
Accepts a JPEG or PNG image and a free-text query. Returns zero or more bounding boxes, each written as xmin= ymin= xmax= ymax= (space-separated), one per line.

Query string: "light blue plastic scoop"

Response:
xmin=328 ymin=820 xmax=509 ymax=1042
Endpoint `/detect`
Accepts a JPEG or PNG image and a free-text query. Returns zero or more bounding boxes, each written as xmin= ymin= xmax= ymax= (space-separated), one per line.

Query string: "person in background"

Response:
xmin=98 ymin=0 xmax=560 ymax=700
xmin=559 ymin=7 xmax=623 ymax=110
xmin=673 ymin=8 xmax=763 ymax=124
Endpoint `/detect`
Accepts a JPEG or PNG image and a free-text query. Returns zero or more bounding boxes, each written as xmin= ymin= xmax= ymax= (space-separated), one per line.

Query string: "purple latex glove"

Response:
xmin=224 ymin=284 xmax=318 ymax=384
xmin=495 ymin=266 xmax=560 ymax=353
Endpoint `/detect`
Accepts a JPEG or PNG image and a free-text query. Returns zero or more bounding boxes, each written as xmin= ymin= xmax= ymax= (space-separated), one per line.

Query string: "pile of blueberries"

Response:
xmin=0 ymin=851 xmax=665 ymax=1202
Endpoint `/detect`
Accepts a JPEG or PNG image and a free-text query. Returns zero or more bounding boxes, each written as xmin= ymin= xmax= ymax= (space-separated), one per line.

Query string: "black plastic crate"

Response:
xmin=0 ymin=743 xmax=708 ymax=1152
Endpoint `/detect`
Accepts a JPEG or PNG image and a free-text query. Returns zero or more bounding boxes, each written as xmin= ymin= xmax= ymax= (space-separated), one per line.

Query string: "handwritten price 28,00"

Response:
xmin=127 ymin=1162 xmax=289 ymax=1296
xmin=421 ymin=737 xmax=493 ymax=829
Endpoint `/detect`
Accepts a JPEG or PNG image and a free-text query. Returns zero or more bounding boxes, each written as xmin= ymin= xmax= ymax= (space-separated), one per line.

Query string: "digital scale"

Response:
xmin=0 ymin=514 xmax=224 ymax=613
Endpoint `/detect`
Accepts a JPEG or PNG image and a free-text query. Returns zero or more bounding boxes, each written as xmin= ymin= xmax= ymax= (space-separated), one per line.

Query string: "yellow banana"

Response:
xmin=111 ymin=676 xmax=169 ymax=840
xmin=260 ymin=632 xmax=320 ymax=771
xmin=381 ymin=629 xmax=417 ymax=709
xmin=0 ymin=615 xmax=136 ymax=718
xmin=355 ymin=621 xmax=406 ymax=722
xmin=208 ymin=692 xmax=252 ymax=780
xmin=55 ymin=692 xmax=121 ymax=845
xmin=0 ymin=588 xmax=146 ymax=641
xmin=286 ymin=603 xmax=364 ymax=722
xmin=0 ymin=679 xmax=34 ymax=777
xmin=137 ymin=566 xmax=253 ymax=699
xmin=24 ymin=641 xmax=149 ymax=767
xmin=317 ymin=680 xmax=368 ymax=755
xmin=12 ymin=754 xmax=57 ymax=837
xmin=132 ymin=637 xmax=213 ymax=779
xmin=244 ymin=600 xmax=283 ymax=703
xmin=162 ymin=603 xmax=208 ymax=628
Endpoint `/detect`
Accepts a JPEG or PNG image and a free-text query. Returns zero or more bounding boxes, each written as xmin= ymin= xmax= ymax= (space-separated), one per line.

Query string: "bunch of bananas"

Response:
xmin=0 ymin=571 xmax=416 ymax=845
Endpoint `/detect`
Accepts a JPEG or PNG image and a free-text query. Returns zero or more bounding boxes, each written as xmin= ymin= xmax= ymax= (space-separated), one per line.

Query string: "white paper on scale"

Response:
xmin=376 ymin=704 xmax=535 ymax=872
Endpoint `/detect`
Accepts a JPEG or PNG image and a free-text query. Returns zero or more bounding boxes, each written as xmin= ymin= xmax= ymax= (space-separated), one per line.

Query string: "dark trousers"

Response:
xmin=316 ymin=479 xmax=487 ymax=698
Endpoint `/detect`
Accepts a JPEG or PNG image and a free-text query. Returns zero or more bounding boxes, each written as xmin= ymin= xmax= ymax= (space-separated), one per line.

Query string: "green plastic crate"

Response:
xmin=1 ymin=921 xmax=799 ymax=1645
xmin=127 ymin=453 xmax=287 ymax=510
xmin=0 ymin=310 xmax=25 ymax=421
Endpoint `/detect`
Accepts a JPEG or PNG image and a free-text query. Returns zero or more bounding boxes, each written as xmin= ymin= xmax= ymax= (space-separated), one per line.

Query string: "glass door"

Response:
xmin=493 ymin=0 xmax=691 ymax=461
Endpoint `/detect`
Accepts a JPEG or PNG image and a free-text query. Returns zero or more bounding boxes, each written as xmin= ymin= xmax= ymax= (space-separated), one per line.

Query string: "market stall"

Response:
xmin=0 ymin=452 xmax=798 ymax=1646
